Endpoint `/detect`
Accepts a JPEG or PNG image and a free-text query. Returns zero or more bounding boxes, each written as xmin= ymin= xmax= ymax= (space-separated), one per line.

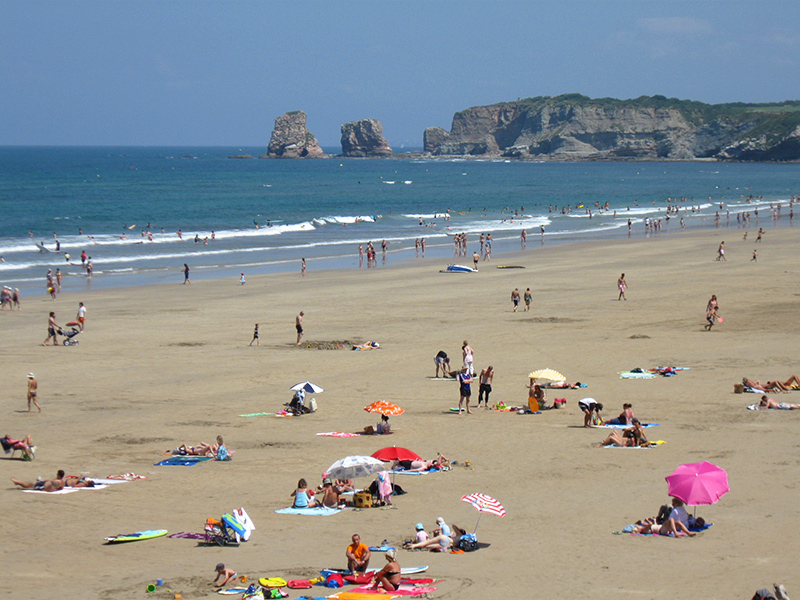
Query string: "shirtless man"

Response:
xmin=478 ymin=366 xmax=494 ymax=409
xmin=295 ymin=311 xmax=304 ymax=345
xmin=27 ymin=373 xmax=40 ymax=412
xmin=42 ymin=312 xmax=60 ymax=345
xmin=757 ymin=395 xmax=800 ymax=410
xmin=511 ymin=288 xmax=521 ymax=312
xmin=319 ymin=478 xmax=341 ymax=507
xmin=12 ymin=469 xmax=66 ymax=492
xmin=472 ymin=251 xmax=480 ymax=270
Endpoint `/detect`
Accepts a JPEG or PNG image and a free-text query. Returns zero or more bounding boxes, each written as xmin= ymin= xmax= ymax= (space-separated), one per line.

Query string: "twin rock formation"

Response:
xmin=265 ymin=95 xmax=800 ymax=161
xmin=267 ymin=111 xmax=391 ymax=158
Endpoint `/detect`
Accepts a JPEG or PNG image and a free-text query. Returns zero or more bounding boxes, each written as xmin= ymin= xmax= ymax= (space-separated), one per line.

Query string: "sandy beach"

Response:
xmin=2 ymin=226 xmax=799 ymax=600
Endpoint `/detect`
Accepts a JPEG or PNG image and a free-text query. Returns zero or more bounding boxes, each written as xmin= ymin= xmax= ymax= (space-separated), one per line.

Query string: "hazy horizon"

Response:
xmin=2 ymin=1 xmax=798 ymax=147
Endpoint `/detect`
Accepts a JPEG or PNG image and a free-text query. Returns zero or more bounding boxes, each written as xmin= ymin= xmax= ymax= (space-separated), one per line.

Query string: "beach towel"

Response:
xmin=106 ymin=472 xmax=148 ymax=480
xmin=390 ymin=467 xmax=441 ymax=475
xmin=595 ymin=423 xmax=659 ymax=429
xmin=155 ymin=456 xmax=213 ymax=466
xmin=350 ymin=583 xmax=437 ymax=595
xmin=621 ymin=523 xmax=713 ymax=536
xmin=168 ymin=532 xmax=207 ymax=539
xmin=327 ymin=593 xmax=399 ymax=600
xmin=368 ymin=546 xmax=395 ymax=552
xmin=274 ymin=506 xmax=344 ymax=516
xmin=89 ymin=478 xmax=132 ymax=485
xmin=232 ymin=507 xmax=255 ymax=542
xmin=239 ymin=412 xmax=274 ymax=417
xmin=619 ymin=371 xmax=656 ymax=379
xmin=604 ymin=440 xmax=666 ymax=449
xmin=316 ymin=432 xmax=361 ymax=438
xmin=22 ymin=487 xmax=80 ymax=495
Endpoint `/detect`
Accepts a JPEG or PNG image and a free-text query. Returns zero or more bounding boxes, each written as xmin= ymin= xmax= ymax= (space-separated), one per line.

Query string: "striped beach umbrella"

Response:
xmin=461 ymin=493 xmax=506 ymax=533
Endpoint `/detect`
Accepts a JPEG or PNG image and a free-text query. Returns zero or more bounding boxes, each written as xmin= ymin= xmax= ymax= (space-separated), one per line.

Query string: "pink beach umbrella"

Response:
xmin=461 ymin=493 xmax=506 ymax=533
xmin=665 ymin=461 xmax=729 ymax=506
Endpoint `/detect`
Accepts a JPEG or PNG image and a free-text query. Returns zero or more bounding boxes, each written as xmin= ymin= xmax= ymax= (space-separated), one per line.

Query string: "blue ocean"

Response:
xmin=0 ymin=146 xmax=796 ymax=295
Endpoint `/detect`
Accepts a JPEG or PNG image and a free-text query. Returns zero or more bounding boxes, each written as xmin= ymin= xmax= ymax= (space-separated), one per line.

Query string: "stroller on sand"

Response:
xmin=60 ymin=322 xmax=81 ymax=346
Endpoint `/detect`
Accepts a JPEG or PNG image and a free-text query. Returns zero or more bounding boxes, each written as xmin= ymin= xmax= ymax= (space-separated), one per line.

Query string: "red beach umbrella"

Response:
xmin=371 ymin=447 xmax=422 ymax=463
xmin=665 ymin=461 xmax=729 ymax=506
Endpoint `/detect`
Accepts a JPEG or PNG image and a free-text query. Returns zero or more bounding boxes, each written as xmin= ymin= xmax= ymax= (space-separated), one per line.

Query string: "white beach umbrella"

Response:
xmin=326 ymin=455 xmax=386 ymax=480
xmin=290 ymin=381 xmax=324 ymax=394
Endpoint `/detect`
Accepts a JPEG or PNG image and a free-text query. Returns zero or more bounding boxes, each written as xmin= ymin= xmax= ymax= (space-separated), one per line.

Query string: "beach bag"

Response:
xmin=287 ymin=580 xmax=313 ymax=589
xmin=309 ymin=398 xmax=317 ymax=412
xmin=458 ymin=533 xmax=479 ymax=552
xmin=325 ymin=573 xmax=344 ymax=588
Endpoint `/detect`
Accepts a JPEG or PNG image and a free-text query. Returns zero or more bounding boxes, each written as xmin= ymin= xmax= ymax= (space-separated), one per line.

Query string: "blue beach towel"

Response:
xmin=274 ymin=506 xmax=345 ymax=516
xmin=155 ymin=456 xmax=213 ymax=466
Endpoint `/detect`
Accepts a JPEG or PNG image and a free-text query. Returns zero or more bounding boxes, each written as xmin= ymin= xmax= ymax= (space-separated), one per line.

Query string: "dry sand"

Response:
xmin=2 ymin=227 xmax=799 ymax=600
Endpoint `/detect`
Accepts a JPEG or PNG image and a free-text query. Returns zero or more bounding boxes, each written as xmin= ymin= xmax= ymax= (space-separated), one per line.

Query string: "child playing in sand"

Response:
xmin=210 ymin=563 xmax=238 ymax=587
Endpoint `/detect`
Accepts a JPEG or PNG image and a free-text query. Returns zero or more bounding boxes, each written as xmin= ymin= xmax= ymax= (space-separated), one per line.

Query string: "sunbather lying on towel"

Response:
xmin=403 ymin=518 xmax=464 ymax=550
xmin=541 ymin=381 xmax=584 ymax=389
xmin=65 ymin=474 xmax=97 ymax=487
xmin=743 ymin=376 xmax=800 ymax=392
xmin=353 ymin=341 xmax=380 ymax=350
xmin=12 ymin=469 xmax=66 ymax=492
xmin=756 ymin=395 xmax=800 ymax=410
xmin=394 ymin=454 xmax=450 ymax=471
xmin=176 ymin=435 xmax=229 ymax=460
xmin=597 ymin=419 xmax=648 ymax=447
xmin=633 ymin=517 xmax=697 ymax=537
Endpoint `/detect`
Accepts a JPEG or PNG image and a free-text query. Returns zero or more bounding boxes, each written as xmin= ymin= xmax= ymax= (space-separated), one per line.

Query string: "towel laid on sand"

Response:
xmin=604 ymin=440 xmax=666 ymax=449
xmin=274 ymin=506 xmax=345 ymax=516
xmin=168 ymin=532 xmax=207 ymax=539
xmin=619 ymin=522 xmax=713 ymax=536
xmin=619 ymin=371 xmax=656 ymax=379
xmin=595 ymin=423 xmax=659 ymax=429
xmin=350 ymin=583 xmax=437 ymax=595
xmin=316 ymin=432 xmax=361 ymax=438
xmin=390 ymin=468 xmax=441 ymax=475
xmin=155 ymin=456 xmax=213 ymax=466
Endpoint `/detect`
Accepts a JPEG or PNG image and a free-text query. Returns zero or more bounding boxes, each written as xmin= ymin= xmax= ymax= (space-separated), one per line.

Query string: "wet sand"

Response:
xmin=2 ymin=226 xmax=799 ymax=599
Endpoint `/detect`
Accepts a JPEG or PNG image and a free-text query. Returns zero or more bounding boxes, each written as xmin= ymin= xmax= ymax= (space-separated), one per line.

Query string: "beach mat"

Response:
xmin=624 ymin=523 xmax=713 ymax=536
xmin=350 ymin=583 xmax=437 ymax=595
xmin=328 ymin=593 xmax=399 ymax=600
xmin=619 ymin=371 xmax=656 ymax=379
xmin=390 ymin=468 xmax=442 ymax=475
xmin=168 ymin=532 xmax=207 ymax=539
xmin=22 ymin=487 xmax=80 ymax=495
xmin=155 ymin=456 xmax=213 ymax=466
xmin=604 ymin=440 xmax=665 ymax=449
xmin=316 ymin=432 xmax=361 ymax=438
xmin=595 ymin=423 xmax=659 ymax=429
xmin=274 ymin=506 xmax=344 ymax=516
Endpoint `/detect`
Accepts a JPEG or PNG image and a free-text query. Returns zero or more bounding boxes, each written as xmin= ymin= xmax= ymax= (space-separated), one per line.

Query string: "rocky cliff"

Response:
xmin=424 ymin=95 xmax=800 ymax=161
xmin=265 ymin=111 xmax=326 ymax=158
xmin=340 ymin=119 xmax=393 ymax=157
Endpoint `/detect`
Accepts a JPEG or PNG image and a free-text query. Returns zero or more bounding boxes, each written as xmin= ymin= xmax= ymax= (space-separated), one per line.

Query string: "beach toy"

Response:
xmin=174 ymin=595 xmax=181 ymax=600
xmin=157 ymin=579 xmax=163 ymax=586
xmin=146 ymin=584 xmax=156 ymax=593
xmin=240 ymin=575 xmax=248 ymax=583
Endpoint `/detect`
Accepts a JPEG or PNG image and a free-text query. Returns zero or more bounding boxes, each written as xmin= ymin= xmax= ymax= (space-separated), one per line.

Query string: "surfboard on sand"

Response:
xmin=105 ymin=529 xmax=167 ymax=543
xmin=321 ymin=566 xmax=428 ymax=578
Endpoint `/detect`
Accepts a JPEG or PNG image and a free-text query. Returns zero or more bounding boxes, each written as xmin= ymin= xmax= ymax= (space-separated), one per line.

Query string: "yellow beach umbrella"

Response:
xmin=527 ymin=368 xmax=565 ymax=382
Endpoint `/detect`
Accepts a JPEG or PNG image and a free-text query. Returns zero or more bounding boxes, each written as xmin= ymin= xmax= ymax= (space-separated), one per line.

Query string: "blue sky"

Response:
xmin=1 ymin=1 xmax=797 ymax=147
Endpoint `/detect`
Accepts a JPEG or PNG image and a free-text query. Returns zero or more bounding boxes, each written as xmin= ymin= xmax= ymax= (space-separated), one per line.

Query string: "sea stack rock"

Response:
xmin=340 ymin=119 xmax=393 ymax=157
xmin=266 ymin=111 xmax=326 ymax=158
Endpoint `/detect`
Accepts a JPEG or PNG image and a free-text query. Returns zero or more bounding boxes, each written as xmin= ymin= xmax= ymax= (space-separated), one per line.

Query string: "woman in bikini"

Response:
xmin=597 ymin=419 xmax=648 ymax=447
xmin=372 ymin=550 xmax=401 ymax=591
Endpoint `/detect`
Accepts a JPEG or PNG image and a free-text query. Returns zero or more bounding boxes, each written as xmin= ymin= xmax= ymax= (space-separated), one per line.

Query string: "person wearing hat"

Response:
xmin=210 ymin=563 xmax=237 ymax=587
xmin=403 ymin=517 xmax=453 ymax=551
xmin=414 ymin=523 xmax=429 ymax=544
xmin=26 ymin=373 xmax=40 ymax=413
xmin=320 ymin=477 xmax=341 ymax=508
xmin=371 ymin=549 xmax=401 ymax=592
